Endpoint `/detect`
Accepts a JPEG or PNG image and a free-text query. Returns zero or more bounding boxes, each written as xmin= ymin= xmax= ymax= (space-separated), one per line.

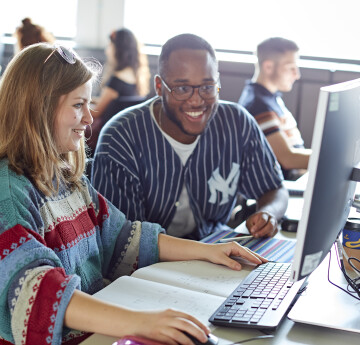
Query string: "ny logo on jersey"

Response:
xmin=207 ymin=163 xmax=240 ymax=205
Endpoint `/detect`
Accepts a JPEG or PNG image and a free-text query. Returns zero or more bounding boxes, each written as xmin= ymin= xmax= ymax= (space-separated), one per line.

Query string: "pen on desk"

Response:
xmin=219 ymin=235 xmax=254 ymax=243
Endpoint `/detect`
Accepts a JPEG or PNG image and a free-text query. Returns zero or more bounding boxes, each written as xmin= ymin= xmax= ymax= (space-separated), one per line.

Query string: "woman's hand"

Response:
xmin=158 ymin=234 xmax=267 ymax=270
xmin=198 ymin=241 xmax=268 ymax=271
xmin=65 ymin=291 xmax=209 ymax=345
xmin=127 ymin=309 xmax=210 ymax=345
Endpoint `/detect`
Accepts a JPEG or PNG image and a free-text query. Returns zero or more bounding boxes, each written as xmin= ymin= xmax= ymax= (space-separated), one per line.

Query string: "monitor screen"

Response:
xmin=291 ymin=78 xmax=360 ymax=282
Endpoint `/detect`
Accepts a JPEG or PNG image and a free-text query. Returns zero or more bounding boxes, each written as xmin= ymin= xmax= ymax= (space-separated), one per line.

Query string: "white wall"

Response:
xmin=76 ymin=0 xmax=125 ymax=47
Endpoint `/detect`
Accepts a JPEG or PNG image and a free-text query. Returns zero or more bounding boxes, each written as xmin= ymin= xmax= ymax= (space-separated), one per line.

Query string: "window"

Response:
xmin=124 ymin=0 xmax=360 ymax=62
xmin=1 ymin=0 xmax=77 ymax=40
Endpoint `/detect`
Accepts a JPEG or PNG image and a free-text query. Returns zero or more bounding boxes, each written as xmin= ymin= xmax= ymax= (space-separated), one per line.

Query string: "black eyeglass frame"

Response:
xmin=158 ymin=75 xmax=221 ymax=101
xmin=44 ymin=45 xmax=77 ymax=65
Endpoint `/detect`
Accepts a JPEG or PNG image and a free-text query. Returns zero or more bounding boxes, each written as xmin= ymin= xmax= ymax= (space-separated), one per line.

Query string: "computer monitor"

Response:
xmin=291 ymin=78 xmax=360 ymax=282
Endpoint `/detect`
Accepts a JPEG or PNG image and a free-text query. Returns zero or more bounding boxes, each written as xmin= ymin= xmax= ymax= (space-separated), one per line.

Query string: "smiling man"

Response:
xmin=239 ymin=37 xmax=311 ymax=180
xmin=92 ymin=33 xmax=288 ymax=240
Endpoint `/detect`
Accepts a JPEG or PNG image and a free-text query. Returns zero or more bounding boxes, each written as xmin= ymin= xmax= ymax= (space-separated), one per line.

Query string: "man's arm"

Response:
xmin=92 ymin=154 xmax=146 ymax=222
xmin=246 ymin=185 xmax=289 ymax=238
xmin=267 ymin=131 xmax=312 ymax=170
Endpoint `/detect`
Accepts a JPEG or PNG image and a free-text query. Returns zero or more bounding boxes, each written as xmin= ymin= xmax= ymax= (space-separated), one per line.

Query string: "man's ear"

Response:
xmin=262 ymin=60 xmax=275 ymax=76
xmin=154 ymin=75 xmax=162 ymax=97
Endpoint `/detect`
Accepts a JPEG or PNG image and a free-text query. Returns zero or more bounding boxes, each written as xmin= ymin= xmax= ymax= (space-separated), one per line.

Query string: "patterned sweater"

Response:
xmin=0 ymin=159 xmax=163 ymax=345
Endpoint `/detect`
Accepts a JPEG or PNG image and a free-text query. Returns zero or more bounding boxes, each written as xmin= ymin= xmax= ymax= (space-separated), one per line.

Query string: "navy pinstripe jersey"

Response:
xmin=91 ymin=97 xmax=283 ymax=240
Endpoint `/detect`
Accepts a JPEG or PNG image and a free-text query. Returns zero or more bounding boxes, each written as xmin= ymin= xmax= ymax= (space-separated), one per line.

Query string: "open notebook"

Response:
xmin=94 ymin=260 xmax=254 ymax=326
xmin=85 ymin=260 xmax=265 ymax=344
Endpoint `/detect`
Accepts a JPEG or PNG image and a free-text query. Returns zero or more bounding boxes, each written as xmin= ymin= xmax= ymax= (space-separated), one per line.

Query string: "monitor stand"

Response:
xmin=288 ymin=244 xmax=360 ymax=333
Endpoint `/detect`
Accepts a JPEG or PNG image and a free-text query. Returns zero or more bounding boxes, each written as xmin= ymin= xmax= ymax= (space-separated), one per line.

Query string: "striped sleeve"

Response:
xmin=237 ymin=106 xmax=283 ymax=199
xmin=0 ymin=225 xmax=80 ymax=345
xmin=92 ymin=152 xmax=145 ymax=223
xmin=253 ymin=110 xmax=281 ymax=136
xmin=92 ymin=102 xmax=183 ymax=228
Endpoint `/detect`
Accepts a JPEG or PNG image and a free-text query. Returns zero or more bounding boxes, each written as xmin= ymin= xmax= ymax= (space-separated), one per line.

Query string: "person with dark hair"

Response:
xmin=87 ymin=28 xmax=150 ymax=154
xmin=0 ymin=42 xmax=267 ymax=345
xmin=93 ymin=28 xmax=150 ymax=117
xmin=14 ymin=17 xmax=55 ymax=52
xmin=92 ymin=33 xmax=288 ymax=241
xmin=239 ymin=37 xmax=311 ymax=180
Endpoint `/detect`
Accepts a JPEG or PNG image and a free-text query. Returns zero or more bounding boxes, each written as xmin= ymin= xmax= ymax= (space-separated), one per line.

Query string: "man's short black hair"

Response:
xmin=159 ymin=33 xmax=217 ymax=76
xmin=257 ymin=37 xmax=299 ymax=65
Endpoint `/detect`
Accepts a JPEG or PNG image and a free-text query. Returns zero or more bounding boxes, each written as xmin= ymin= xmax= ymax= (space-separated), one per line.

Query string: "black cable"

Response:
xmin=327 ymin=247 xmax=360 ymax=300
xmin=227 ymin=334 xmax=274 ymax=345
xmin=347 ymin=256 xmax=360 ymax=275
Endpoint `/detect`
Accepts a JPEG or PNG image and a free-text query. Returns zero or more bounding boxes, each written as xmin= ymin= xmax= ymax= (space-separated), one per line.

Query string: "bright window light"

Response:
xmin=1 ymin=0 xmax=77 ymax=39
xmin=124 ymin=0 xmax=360 ymax=61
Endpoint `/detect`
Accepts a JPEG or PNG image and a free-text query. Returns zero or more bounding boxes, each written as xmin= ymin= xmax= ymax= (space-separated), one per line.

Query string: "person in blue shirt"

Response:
xmin=92 ymin=33 xmax=288 ymax=240
xmin=239 ymin=37 xmax=311 ymax=180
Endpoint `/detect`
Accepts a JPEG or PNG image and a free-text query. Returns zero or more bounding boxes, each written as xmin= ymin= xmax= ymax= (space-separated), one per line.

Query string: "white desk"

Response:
xmin=81 ymin=192 xmax=360 ymax=345
xmin=79 ymin=227 xmax=359 ymax=345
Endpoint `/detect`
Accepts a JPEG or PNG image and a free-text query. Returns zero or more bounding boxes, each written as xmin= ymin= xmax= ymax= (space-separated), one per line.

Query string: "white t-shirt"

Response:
xmin=151 ymin=108 xmax=198 ymax=237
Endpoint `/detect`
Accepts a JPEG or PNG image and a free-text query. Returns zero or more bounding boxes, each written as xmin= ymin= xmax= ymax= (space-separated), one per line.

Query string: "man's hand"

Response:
xmin=246 ymin=211 xmax=278 ymax=238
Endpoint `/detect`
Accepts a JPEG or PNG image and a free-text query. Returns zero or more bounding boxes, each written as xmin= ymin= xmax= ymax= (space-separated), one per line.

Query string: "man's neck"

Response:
xmin=253 ymin=75 xmax=278 ymax=94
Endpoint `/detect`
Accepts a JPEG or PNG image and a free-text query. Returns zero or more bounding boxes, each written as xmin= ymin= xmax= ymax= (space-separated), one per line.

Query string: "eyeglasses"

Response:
xmin=159 ymin=76 xmax=221 ymax=101
xmin=44 ymin=45 xmax=77 ymax=65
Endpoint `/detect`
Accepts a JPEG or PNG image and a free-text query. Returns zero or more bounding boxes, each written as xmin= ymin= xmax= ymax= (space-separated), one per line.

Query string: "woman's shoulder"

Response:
xmin=114 ymin=67 xmax=137 ymax=84
xmin=0 ymin=159 xmax=40 ymax=230
xmin=106 ymin=75 xmax=137 ymax=96
xmin=0 ymin=159 xmax=33 ymax=196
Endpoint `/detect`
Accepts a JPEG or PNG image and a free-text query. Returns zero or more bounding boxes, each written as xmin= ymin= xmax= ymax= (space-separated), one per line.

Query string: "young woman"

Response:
xmin=0 ymin=43 xmax=266 ymax=345
xmin=87 ymin=28 xmax=150 ymax=154
xmin=93 ymin=28 xmax=150 ymax=116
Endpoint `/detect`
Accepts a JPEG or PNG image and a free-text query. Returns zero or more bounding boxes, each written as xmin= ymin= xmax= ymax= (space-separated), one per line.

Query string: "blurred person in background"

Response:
xmin=239 ymin=37 xmax=311 ymax=180
xmin=87 ymin=28 xmax=150 ymax=154
xmin=14 ymin=17 xmax=55 ymax=53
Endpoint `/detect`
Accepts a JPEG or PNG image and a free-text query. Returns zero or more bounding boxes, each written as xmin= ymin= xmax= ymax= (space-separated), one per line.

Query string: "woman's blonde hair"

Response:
xmin=0 ymin=43 xmax=101 ymax=196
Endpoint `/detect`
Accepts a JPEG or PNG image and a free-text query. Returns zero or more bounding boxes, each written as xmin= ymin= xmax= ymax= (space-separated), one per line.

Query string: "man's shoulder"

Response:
xmin=218 ymin=100 xmax=247 ymax=113
xmin=108 ymin=97 xmax=153 ymax=124
xmin=240 ymin=83 xmax=278 ymax=115
xmin=209 ymin=101 xmax=259 ymax=137
xmin=100 ymin=98 xmax=154 ymax=139
xmin=216 ymin=100 xmax=253 ymax=121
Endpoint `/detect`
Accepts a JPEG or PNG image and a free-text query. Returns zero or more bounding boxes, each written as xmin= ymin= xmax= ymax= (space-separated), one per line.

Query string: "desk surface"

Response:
xmin=81 ymin=191 xmax=360 ymax=345
xmin=80 ymin=229 xmax=360 ymax=345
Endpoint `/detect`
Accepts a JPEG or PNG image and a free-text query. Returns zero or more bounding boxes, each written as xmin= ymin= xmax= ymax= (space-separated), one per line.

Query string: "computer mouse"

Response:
xmin=183 ymin=332 xmax=219 ymax=345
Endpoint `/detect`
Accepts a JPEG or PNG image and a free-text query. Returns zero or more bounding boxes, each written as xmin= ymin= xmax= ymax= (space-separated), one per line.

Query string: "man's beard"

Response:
xmin=162 ymin=98 xmax=218 ymax=138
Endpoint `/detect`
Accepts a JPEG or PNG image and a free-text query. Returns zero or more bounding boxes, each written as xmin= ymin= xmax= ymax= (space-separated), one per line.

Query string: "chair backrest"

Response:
xmin=101 ymin=95 xmax=147 ymax=125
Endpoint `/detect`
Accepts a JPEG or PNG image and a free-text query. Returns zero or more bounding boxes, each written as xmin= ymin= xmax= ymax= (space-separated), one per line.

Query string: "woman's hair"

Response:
xmin=109 ymin=28 xmax=150 ymax=96
xmin=14 ymin=18 xmax=55 ymax=51
xmin=0 ymin=43 xmax=101 ymax=196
